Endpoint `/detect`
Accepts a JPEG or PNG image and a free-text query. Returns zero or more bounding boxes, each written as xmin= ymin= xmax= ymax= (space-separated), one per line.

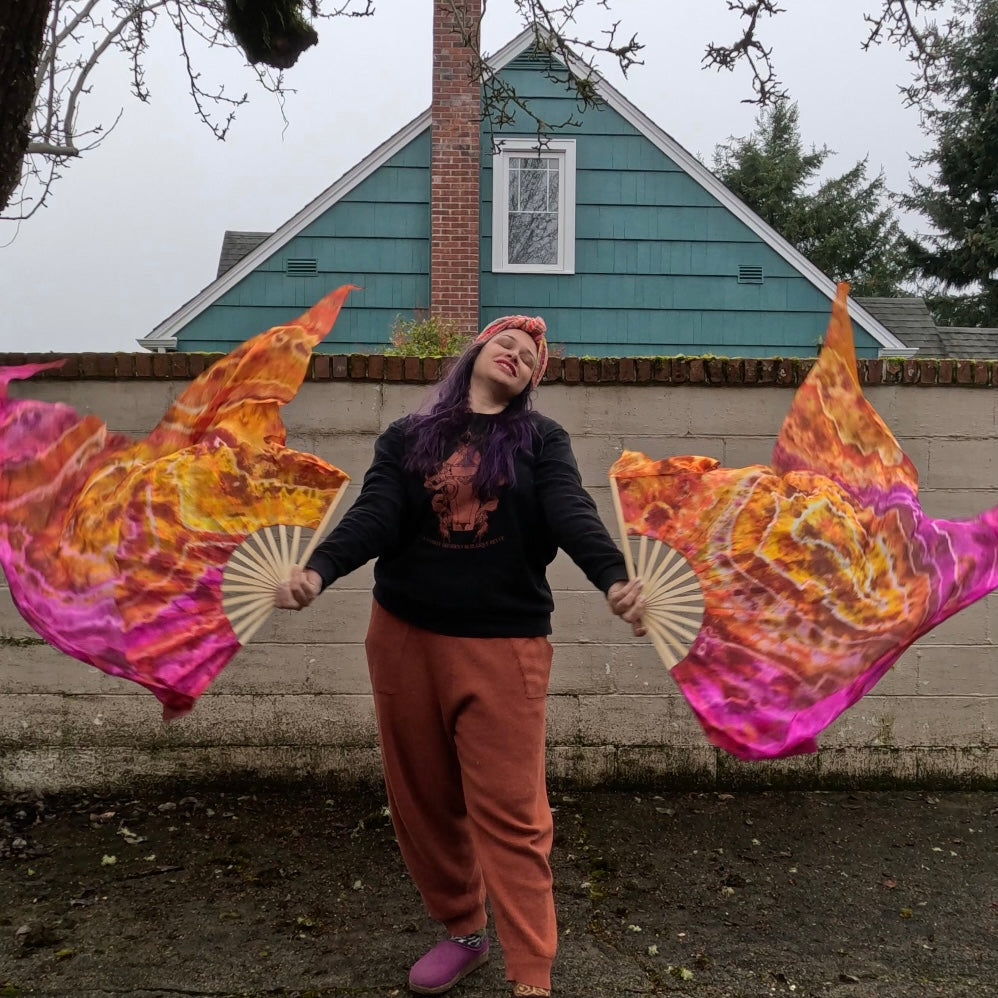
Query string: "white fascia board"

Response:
xmin=487 ymin=28 xmax=917 ymax=357
xmin=136 ymin=335 xmax=177 ymax=352
xmin=139 ymin=110 xmax=433 ymax=350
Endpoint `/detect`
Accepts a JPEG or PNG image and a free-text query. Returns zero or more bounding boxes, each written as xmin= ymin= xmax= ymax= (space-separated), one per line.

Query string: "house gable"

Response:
xmin=145 ymin=28 xmax=911 ymax=358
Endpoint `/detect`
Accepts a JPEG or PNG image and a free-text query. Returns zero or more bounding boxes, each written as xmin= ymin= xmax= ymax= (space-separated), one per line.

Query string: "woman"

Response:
xmin=276 ymin=315 xmax=644 ymax=997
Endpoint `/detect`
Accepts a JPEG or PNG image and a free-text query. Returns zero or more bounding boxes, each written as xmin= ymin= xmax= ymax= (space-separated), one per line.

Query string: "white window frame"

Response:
xmin=491 ymin=137 xmax=576 ymax=275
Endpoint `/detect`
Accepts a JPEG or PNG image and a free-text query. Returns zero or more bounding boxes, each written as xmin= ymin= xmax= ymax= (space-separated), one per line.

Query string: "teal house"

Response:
xmin=141 ymin=15 xmax=913 ymax=359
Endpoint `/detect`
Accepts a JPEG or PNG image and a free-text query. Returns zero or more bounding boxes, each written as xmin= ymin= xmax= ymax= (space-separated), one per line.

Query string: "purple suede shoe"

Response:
xmin=408 ymin=937 xmax=490 ymax=994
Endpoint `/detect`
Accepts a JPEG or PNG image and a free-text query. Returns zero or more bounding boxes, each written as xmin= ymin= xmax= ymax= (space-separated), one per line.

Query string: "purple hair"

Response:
xmin=402 ymin=341 xmax=537 ymax=498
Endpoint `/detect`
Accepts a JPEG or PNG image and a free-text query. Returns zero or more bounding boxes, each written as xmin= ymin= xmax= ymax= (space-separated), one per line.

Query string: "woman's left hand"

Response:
xmin=607 ymin=578 xmax=645 ymax=637
xmin=274 ymin=566 xmax=322 ymax=610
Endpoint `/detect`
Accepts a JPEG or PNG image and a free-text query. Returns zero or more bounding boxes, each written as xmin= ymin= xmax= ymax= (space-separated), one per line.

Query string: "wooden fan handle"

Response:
xmin=297 ymin=482 xmax=350 ymax=567
xmin=608 ymin=474 xmax=636 ymax=581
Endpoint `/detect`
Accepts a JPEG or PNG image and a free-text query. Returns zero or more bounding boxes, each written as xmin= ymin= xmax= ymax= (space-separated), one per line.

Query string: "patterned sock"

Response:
xmin=451 ymin=930 xmax=485 ymax=948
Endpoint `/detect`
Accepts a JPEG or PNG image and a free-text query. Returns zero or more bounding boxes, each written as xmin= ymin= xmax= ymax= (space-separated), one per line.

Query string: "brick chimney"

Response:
xmin=430 ymin=0 xmax=482 ymax=338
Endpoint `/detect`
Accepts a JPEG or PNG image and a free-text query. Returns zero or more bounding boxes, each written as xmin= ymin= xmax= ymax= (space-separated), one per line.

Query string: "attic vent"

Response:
xmin=738 ymin=265 xmax=764 ymax=284
xmin=285 ymin=258 xmax=318 ymax=276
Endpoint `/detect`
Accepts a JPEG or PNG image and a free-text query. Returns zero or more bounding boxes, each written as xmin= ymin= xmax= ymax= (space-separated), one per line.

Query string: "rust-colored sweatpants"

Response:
xmin=364 ymin=600 xmax=556 ymax=991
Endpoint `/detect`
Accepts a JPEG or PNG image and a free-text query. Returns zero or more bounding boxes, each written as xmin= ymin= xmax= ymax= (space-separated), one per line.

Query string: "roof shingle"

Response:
xmin=216 ymin=231 xmax=271 ymax=278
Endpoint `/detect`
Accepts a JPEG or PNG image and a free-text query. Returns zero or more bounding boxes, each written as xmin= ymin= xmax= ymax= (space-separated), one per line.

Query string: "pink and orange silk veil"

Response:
xmin=0 ymin=286 xmax=355 ymax=719
xmin=611 ymin=284 xmax=998 ymax=760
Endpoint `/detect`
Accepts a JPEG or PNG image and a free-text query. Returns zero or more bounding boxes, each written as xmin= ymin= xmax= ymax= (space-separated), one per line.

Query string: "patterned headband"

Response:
xmin=474 ymin=315 xmax=549 ymax=387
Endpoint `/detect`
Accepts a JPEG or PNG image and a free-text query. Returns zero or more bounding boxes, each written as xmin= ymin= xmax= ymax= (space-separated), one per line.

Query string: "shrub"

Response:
xmin=384 ymin=315 xmax=471 ymax=358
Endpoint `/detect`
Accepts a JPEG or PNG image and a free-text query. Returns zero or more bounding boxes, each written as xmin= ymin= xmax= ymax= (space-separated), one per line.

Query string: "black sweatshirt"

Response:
xmin=306 ymin=410 xmax=628 ymax=637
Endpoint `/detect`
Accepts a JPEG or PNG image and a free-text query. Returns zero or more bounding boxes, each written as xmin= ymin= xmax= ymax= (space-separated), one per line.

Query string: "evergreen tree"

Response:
xmin=713 ymin=101 xmax=911 ymax=297
xmin=903 ymin=0 xmax=998 ymax=326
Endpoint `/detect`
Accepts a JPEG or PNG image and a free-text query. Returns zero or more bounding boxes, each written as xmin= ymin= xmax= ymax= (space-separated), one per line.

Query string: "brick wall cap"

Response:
xmin=1 ymin=353 xmax=993 ymax=388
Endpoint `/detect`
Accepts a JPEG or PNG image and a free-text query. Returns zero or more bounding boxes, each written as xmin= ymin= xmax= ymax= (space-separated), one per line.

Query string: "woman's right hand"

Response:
xmin=274 ymin=566 xmax=322 ymax=610
xmin=607 ymin=577 xmax=645 ymax=637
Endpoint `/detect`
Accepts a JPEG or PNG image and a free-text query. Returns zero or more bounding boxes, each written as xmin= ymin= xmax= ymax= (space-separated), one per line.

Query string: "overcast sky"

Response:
xmin=0 ymin=0 xmax=947 ymax=354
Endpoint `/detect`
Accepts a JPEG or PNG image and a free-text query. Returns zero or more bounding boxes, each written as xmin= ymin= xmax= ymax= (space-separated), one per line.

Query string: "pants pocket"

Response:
xmin=512 ymin=636 xmax=553 ymax=699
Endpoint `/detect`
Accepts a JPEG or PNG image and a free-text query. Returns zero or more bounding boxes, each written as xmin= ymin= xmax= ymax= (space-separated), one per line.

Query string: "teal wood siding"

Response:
xmin=173 ymin=47 xmax=886 ymax=357
xmin=479 ymin=53 xmax=883 ymax=357
xmin=177 ymin=133 xmax=432 ymax=352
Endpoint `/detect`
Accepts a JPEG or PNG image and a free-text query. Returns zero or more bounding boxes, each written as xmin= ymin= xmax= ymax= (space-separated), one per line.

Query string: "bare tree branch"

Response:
xmin=701 ymin=1 xmax=786 ymax=105
xmin=703 ymin=0 xmax=949 ymax=107
xmin=4 ymin=0 xmax=376 ymax=220
xmin=860 ymin=0 xmax=948 ymax=105
xmin=0 ymin=1 xmax=969 ymax=223
xmin=63 ymin=3 xmax=169 ymax=153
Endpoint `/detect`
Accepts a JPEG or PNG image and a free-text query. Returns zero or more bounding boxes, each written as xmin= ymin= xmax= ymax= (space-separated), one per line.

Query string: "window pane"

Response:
xmin=507 ymin=155 xmax=560 ymax=265
xmin=512 ymin=158 xmax=554 ymax=211
xmin=509 ymin=211 xmax=558 ymax=265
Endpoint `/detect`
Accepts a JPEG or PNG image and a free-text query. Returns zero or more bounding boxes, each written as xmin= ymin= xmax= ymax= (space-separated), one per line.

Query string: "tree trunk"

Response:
xmin=0 ymin=0 xmax=51 ymax=215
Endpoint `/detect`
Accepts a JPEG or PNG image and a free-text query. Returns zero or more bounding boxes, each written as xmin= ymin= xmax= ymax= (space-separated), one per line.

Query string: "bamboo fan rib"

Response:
xmin=221 ymin=486 xmax=348 ymax=646
xmin=610 ymin=475 xmax=705 ymax=670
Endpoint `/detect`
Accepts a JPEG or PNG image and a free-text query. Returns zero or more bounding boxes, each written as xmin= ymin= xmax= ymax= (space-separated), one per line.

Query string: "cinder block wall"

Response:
xmin=1 ymin=356 xmax=996 ymax=792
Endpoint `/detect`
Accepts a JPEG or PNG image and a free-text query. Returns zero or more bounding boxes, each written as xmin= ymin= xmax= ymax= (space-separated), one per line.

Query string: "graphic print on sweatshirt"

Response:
xmin=424 ymin=443 xmax=500 ymax=545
